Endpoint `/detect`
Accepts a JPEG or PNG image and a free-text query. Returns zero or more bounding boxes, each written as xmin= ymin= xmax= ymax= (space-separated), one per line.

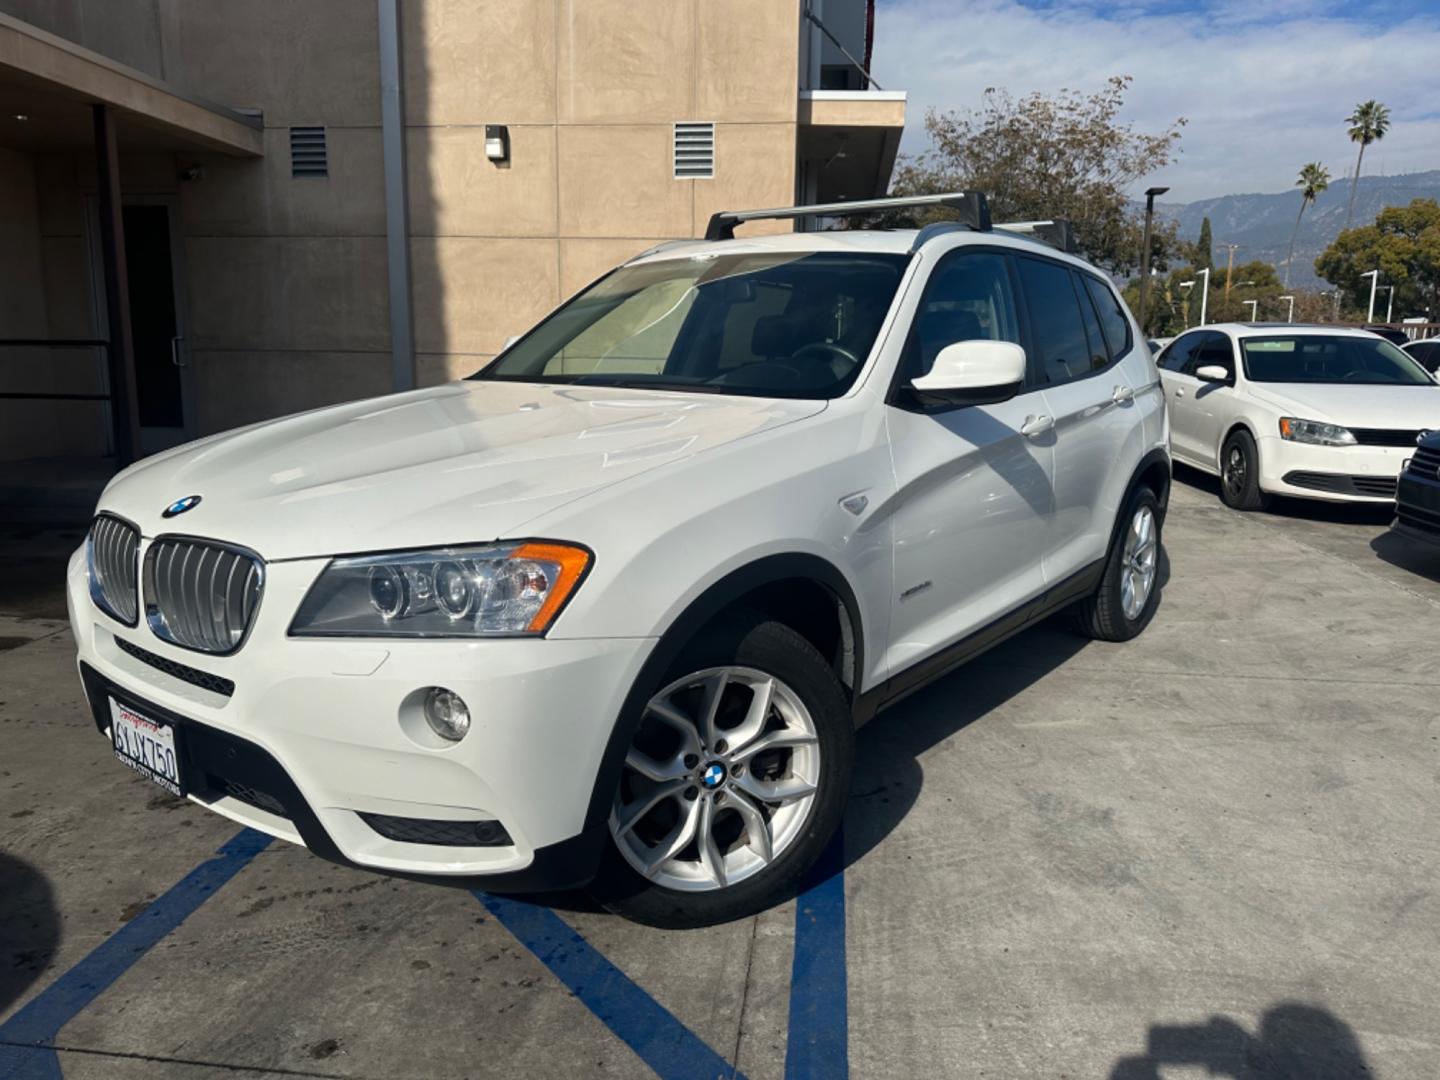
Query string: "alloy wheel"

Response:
xmin=609 ymin=666 xmax=821 ymax=893
xmin=1120 ymin=505 xmax=1158 ymax=620
xmin=1224 ymin=445 xmax=1247 ymax=499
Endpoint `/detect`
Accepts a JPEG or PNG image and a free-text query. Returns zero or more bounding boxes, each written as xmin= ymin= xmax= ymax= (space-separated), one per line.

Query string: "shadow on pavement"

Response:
xmin=0 ymin=851 xmax=60 ymax=1015
xmin=1110 ymin=1003 xmax=1373 ymax=1079
xmin=1173 ymin=462 xmax=1395 ymax=526
xmin=842 ymin=545 xmax=1171 ymax=874
xmin=1371 ymin=529 xmax=1440 ymax=583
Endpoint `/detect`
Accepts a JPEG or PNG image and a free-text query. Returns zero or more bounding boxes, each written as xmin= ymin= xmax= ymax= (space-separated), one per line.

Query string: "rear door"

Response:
xmin=1014 ymin=257 xmax=1141 ymax=583
xmin=884 ymin=248 xmax=1055 ymax=676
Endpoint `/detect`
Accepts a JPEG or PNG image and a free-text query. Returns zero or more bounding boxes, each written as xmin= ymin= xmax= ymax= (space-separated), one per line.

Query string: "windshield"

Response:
xmin=1241 ymin=334 xmax=1436 ymax=385
xmin=473 ymin=251 xmax=910 ymax=399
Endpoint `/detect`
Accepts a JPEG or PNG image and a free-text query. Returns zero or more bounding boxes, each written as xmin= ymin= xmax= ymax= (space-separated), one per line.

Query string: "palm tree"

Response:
xmin=1343 ymin=100 xmax=1390 ymax=230
xmin=1284 ymin=163 xmax=1330 ymax=287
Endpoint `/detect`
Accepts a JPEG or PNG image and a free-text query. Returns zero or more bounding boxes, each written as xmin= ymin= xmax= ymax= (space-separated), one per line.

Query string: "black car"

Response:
xmin=1403 ymin=337 xmax=1440 ymax=374
xmin=1394 ymin=429 xmax=1440 ymax=544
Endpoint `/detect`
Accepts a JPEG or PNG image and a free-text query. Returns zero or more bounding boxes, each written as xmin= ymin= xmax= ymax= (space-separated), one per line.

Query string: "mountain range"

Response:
xmin=1155 ymin=170 xmax=1440 ymax=291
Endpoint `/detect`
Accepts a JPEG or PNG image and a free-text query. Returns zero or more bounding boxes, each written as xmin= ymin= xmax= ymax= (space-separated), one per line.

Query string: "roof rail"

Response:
xmin=994 ymin=219 xmax=1078 ymax=254
xmin=704 ymin=191 xmax=991 ymax=241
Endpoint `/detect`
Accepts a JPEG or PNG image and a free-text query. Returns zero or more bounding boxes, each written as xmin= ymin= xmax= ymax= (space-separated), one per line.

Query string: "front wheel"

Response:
xmin=591 ymin=613 xmax=853 ymax=928
xmin=1219 ymin=429 xmax=1271 ymax=511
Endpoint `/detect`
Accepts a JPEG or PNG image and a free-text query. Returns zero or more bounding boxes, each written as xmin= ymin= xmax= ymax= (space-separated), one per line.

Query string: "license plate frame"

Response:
xmin=109 ymin=697 xmax=186 ymax=797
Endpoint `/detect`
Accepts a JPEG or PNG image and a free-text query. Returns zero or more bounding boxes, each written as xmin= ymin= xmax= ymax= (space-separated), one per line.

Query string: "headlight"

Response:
xmin=1278 ymin=417 xmax=1357 ymax=446
xmin=289 ymin=542 xmax=592 ymax=637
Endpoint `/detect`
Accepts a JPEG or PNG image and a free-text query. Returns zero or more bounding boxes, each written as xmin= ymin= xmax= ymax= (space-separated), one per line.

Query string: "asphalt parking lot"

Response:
xmin=3 ymin=472 xmax=1439 ymax=1079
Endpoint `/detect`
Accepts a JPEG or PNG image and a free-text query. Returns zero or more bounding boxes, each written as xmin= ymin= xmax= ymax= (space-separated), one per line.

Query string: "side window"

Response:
xmin=1082 ymin=275 xmax=1134 ymax=359
xmin=1159 ymin=333 xmax=1200 ymax=373
xmin=1072 ymin=271 xmax=1110 ymax=373
xmin=902 ymin=250 xmax=1021 ymax=382
xmin=1015 ymin=256 xmax=1093 ymax=385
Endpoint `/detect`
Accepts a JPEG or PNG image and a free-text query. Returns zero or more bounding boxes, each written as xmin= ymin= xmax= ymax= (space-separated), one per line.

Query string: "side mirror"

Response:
xmin=1195 ymin=364 xmax=1230 ymax=383
xmin=910 ymin=340 xmax=1027 ymax=408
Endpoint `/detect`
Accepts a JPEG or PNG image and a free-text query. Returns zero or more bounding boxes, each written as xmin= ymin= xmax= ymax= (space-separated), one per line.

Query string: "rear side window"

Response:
xmin=1073 ymin=274 xmax=1110 ymax=373
xmin=1016 ymin=256 xmax=1093 ymax=385
xmin=1082 ymin=275 xmax=1134 ymax=359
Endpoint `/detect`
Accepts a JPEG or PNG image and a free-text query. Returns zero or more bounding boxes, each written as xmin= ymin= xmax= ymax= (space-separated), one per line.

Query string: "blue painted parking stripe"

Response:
xmin=785 ymin=830 xmax=848 ymax=1080
xmin=0 ymin=829 xmax=270 ymax=1079
xmin=477 ymin=892 xmax=747 ymax=1080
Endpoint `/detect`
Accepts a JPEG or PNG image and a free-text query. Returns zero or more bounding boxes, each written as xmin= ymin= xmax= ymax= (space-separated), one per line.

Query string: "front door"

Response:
xmin=123 ymin=203 xmax=191 ymax=454
xmin=884 ymin=248 xmax=1055 ymax=676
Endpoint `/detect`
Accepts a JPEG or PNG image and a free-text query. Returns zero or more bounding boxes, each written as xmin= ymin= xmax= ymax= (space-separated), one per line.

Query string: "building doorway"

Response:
xmin=87 ymin=196 xmax=193 ymax=456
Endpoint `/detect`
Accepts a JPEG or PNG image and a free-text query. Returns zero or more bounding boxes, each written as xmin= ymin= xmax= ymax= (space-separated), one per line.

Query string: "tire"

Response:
xmin=1219 ymin=429 xmax=1271 ymax=511
xmin=590 ymin=611 xmax=853 ymax=929
xmin=1071 ymin=486 xmax=1163 ymax=642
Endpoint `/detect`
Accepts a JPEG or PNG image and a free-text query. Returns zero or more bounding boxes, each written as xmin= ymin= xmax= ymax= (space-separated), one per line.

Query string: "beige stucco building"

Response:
xmin=0 ymin=0 xmax=904 ymax=474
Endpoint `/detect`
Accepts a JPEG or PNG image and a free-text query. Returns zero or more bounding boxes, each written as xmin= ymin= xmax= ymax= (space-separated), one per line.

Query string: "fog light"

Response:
xmin=423 ymin=687 xmax=470 ymax=742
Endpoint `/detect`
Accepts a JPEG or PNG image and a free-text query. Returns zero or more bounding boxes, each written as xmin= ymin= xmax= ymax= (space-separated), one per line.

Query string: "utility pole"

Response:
xmin=1221 ymin=243 xmax=1239 ymax=317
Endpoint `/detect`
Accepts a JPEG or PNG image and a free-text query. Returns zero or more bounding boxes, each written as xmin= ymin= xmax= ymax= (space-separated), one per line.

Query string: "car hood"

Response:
xmin=100 ymin=381 xmax=824 ymax=559
xmin=1245 ymin=382 xmax=1440 ymax=430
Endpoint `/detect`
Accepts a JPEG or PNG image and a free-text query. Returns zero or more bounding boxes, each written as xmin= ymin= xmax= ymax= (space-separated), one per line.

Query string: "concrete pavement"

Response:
xmin=2 ymin=474 xmax=1438 ymax=1078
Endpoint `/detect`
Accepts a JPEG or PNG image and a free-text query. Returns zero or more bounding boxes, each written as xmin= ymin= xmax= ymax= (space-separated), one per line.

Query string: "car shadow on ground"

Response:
xmin=1109 ymin=1002 xmax=1373 ymax=1079
xmin=1370 ymin=530 xmax=1440 ymax=583
xmin=841 ymin=545 xmax=1171 ymax=876
xmin=0 ymin=851 xmax=60 ymax=1015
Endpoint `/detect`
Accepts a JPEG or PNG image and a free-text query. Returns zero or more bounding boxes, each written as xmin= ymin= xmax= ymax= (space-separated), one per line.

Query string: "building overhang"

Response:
xmin=0 ymin=12 xmax=262 ymax=156
xmin=798 ymin=89 xmax=906 ymax=201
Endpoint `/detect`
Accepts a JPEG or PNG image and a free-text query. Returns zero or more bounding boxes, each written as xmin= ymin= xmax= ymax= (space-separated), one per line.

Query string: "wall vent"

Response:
xmin=289 ymin=126 xmax=328 ymax=178
xmin=673 ymin=122 xmax=715 ymax=180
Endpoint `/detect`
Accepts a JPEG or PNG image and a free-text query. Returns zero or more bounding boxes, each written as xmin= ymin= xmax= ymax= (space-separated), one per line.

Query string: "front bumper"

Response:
xmin=67 ymin=547 xmax=653 ymax=889
xmin=1256 ymin=437 xmax=1411 ymax=503
xmin=1395 ymin=466 xmax=1440 ymax=545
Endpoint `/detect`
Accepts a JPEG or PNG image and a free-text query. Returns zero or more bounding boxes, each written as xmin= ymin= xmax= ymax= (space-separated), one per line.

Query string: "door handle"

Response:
xmin=171 ymin=335 xmax=187 ymax=368
xmin=1173 ymin=386 xmax=1185 ymax=398
xmin=1111 ymin=384 xmax=1135 ymax=404
xmin=1020 ymin=414 xmax=1054 ymax=437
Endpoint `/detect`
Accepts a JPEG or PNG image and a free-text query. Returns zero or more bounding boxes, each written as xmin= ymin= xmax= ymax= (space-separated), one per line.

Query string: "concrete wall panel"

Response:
xmin=417 ymin=352 xmax=494 ymax=387
xmin=557 ymin=125 xmax=692 ymax=238
xmin=692 ymin=123 xmax=796 ymax=237
xmin=410 ymin=236 xmax=558 ymax=356
xmin=156 ymin=0 xmax=380 ymax=126
xmin=191 ymin=349 xmax=391 ymax=434
xmin=180 ymin=128 xmax=385 ymax=239
xmin=185 ymin=236 xmax=390 ymax=353
xmin=407 ymin=126 xmax=557 ymax=238
xmin=402 ymin=0 xmax=556 ymax=126
xmin=557 ymin=0 xmax=693 ymax=125
xmin=697 ymin=0 xmax=800 ymax=123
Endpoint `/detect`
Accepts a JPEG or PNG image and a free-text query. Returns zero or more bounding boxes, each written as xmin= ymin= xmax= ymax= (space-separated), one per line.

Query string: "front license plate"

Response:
xmin=109 ymin=698 xmax=185 ymax=796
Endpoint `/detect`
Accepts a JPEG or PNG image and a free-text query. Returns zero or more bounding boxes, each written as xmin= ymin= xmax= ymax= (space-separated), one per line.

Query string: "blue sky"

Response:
xmin=872 ymin=0 xmax=1440 ymax=201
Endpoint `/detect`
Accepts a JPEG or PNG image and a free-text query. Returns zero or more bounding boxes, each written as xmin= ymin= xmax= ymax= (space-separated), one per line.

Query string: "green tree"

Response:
xmin=1316 ymin=198 xmax=1440 ymax=319
xmin=1195 ymin=217 xmax=1213 ymax=271
xmin=1284 ymin=163 xmax=1330 ymax=288
xmin=1343 ymin=100 xmax=1390 ymax=231
xmin=887 ymin=76 xmax=1185 ymax=276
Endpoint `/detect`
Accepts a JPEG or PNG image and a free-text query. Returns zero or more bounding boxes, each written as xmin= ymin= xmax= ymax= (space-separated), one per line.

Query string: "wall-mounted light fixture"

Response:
xmin=485 ymin=124 xmax=510 ymax=163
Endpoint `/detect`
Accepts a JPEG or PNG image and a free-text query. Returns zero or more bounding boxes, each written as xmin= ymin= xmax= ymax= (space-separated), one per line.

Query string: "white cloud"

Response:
xmin=872 ymin=0 xmax=1440 ymax=200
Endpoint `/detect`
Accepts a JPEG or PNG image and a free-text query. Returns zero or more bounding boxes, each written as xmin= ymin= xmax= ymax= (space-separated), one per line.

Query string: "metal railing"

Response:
xmin=0 ymin=339 xmax=111 ymax=401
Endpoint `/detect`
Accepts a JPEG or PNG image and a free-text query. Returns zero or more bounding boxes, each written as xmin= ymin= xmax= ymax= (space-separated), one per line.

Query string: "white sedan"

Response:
xmin=1157 ymin=324 xmax=1440 ymax=509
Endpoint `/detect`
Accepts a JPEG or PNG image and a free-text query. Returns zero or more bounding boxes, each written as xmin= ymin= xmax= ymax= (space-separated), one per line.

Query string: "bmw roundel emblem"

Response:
xmin=701 ymin=762 xmax=727 ymax=789
xmin=162 ymin=494 xmax=202 ymax=518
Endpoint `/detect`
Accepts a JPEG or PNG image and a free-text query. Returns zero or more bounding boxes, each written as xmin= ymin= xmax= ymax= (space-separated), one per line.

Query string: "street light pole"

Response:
xmin=1197 ymin=267 xmax=1211 ymax=325
xmin=1179 ymin=281 xmax=1194 ymax=329
xmin=1279 ymin=294 xmax=1295 ymax=323
xmin=1361 ymin=269 xmax=1380 ymax=322
xmin=1137 ymin=185 xmax=1169 ymax=332
xmin=1244 ymin=299 xmax=1258 ymax=320
xmin=1383 ymin=285 xmax=1395 ymax=323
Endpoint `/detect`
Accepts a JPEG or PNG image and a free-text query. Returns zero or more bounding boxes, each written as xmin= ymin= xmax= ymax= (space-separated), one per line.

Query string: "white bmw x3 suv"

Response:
xmin=69 ymin=193 xmax=1170 ymax=927
xmin=1157 ymin=323 xmax=1440 ymax=509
